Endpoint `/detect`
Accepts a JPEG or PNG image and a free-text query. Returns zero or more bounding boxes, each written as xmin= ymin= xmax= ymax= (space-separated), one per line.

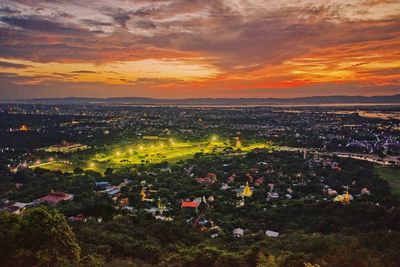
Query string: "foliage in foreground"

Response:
xmin=1 ymin=207 xmax=400 ymax=267
xmin=0 ymin=207 xmax=80 ymax=266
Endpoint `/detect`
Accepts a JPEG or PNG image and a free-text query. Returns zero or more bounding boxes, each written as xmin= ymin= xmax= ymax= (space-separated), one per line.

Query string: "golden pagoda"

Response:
xmin=333 ymin=190 xmax=351 ymax=205
xmin=242 ymin=182 xmax=253 ymax=197
xmin=333 ymin=195 xmax=344 ymax=203
xmin=139 ymin=188 xmax=146 ymax=201
xmin=343 ymin=191 xmax=351 ymax=205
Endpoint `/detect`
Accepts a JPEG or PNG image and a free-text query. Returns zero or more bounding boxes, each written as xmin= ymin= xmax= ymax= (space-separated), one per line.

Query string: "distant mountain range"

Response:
xmin=5 ymin=94 xmax=400 ymax=105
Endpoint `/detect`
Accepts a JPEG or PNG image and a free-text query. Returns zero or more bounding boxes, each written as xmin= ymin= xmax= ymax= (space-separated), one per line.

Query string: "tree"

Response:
xmin=0 ymin=207 xmax=81 ymax=266
xmin=256 ymin=251 xmax=269 ymax=267
xmin=105 ymin=167 xmax=114 ymax=176
xmin=74 ymin=167 xmax=84 ymax=174
xmin=80 ymin=253 xmax=106 ymax=267
xmin=0 ymin=211 xmax=19 ymax=262
xmin=256 ymin=251 xmax=286 ymax=267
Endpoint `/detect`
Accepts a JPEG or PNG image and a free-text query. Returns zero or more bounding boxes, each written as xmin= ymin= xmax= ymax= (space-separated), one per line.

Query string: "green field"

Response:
xmin=375 ymin=166 xmax=400 ymax=197
xmin=30 ymin=161 xmax=76 ymax=173
xmin=33 ymin=138 xmax=271 ymax=174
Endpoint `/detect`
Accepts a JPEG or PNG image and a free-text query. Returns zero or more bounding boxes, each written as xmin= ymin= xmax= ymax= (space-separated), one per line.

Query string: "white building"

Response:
xmin=265 ymin=230 xmax=279 ymax=237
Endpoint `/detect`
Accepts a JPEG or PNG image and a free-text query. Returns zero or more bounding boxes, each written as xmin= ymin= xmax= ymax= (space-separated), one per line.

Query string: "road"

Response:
xmin=275 ymin=146 xmax=400 ymax=166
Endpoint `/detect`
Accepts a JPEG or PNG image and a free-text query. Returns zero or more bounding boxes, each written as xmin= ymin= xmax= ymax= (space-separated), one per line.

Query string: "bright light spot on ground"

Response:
xmin=34 ymin=138 xmax=271 ymax=173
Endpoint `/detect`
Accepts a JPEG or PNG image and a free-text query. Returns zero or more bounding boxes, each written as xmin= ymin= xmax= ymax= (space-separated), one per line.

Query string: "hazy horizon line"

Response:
xmin=2 ymin=92 xmax=399 ymax=101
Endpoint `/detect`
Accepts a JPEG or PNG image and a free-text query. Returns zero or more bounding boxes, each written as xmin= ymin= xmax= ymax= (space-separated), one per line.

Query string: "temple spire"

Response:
xmin=343 ymin=190 xmax=351 ymax=205
xmin=243 ymin=182 xmax=253 ymax=197
xmin=140 ymin=188 xmax=146 ymax=201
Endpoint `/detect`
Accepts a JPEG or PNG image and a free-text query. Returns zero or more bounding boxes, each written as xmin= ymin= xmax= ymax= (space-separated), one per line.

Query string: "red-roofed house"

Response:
xmin=40 ymin=192 xmax=74 ymax=205
xmin=181 ymin=201 xmax=200 ymax=208
xmin=69 ymin=213 xmax=86 ymax=222
xmin=196 ymin=173 xmax=217 ymax=184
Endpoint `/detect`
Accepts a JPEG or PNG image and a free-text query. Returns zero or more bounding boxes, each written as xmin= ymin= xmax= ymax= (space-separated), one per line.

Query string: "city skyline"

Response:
xmin=0 ymin=0 xmax=400 ymax=99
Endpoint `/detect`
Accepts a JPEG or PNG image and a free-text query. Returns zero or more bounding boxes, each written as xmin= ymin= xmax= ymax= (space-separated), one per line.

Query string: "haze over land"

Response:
xmin=7 ymin=94 xmax=400 ymax=105
xmin=0 ymin=0 xmax=400 ymax=99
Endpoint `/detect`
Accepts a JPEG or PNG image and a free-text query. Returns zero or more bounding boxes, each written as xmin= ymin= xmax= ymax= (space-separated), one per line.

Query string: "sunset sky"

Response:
xmin=0 ymin=0 xmax=399 ymax=99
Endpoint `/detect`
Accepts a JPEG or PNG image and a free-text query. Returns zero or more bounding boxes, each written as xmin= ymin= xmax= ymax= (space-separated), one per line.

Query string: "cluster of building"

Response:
xmin=44 ymin=140 xmax=88 ymax=153
xmin=1 ymin=191 xmax=74 ymax=214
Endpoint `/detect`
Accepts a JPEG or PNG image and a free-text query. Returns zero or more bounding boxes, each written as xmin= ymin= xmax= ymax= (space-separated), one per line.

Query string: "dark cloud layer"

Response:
xmin=0 ymin=61 xmax=31 ymax=68
xmin=0 ymin=16 xmax=86 ymax=34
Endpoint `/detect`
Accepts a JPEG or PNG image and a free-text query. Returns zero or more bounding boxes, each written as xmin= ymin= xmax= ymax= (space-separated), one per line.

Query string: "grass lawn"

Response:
xmin=34 ymin=138 xmax=271 ymax=173
xmin=30 ymin=161 xmax=76 ymax=173
xmin=93 ymin=140 xmax=269 ymax=165
xmin=375 ymin=165 xmax=400 ymax=197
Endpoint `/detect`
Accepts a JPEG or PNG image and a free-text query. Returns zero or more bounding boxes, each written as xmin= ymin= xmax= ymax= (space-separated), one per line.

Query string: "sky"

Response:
xmin=0 ymin=0 xmax=399 ymax=99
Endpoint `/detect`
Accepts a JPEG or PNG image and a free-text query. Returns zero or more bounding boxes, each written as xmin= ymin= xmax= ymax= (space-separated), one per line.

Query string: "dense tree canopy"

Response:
xmin=0 ymin=207 xmax=80 ymax=266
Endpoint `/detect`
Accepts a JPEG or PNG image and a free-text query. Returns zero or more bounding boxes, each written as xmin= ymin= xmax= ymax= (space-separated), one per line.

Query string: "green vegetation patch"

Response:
xmin=375 ymin=166 xmax=400 ymax=197
xmin=34 ymin=139 xmax=271 ymax=173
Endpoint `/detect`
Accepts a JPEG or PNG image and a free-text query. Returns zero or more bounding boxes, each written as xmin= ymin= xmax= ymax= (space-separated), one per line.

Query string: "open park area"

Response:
xmin=31 ymin=137 xmax=271 ymax=174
